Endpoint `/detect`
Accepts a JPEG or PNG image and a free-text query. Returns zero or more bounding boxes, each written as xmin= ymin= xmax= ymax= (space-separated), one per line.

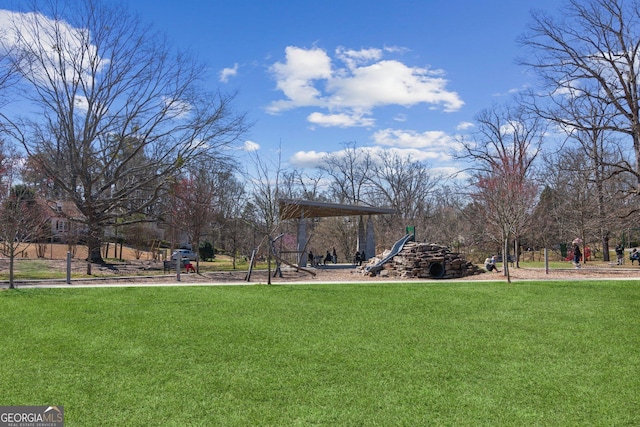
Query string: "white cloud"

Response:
xmin=433 ymin=165 xmax=468 ymax=178
xmin=243 ymin=140 xmax=260 ymax=152
xmin=219 ymin=63 xmax=239 ymax=83
xmin=0 ymin=10 xmax=107 ymax=85
xmin=493 ymin=86 xmax=528 ymax=97
xmin=307 ymin=112 xmax=374 ymax=128
xmin=266 ymin=46 xmax=332 ymax=113
xmin=366 ymin=145 xmax=443 ymax=161
xmin=288 ymin=128 xmax=465 ymax=169
xmin=0 ymin=10 xmax=18 ymax=46
xmin=267 ymin=45 xmax=464 ymax=128
xmin=372 ymin=128 xmax=458 ymax=152
xmin=327 ymin=60 xmax=463 ymax=112
xmin=289 ymin=150 xmax=328 ymax=168
xmin=382 ymin=45 xmax=410 ymax=55
xmin=289 ymin=144 xmax=448 ymax=169
xmin=456 ymin=121 xmax=474 ymax=130
xmin=499 ymin=120 xmax=526 ymax=136
xmin=162 ymin=97 xmax=192 ymax=119
xmin=335 ymin=46 xmax=383 ymax=70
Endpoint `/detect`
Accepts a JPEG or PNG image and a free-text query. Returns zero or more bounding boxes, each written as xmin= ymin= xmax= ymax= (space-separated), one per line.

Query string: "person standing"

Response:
xmin=573 ymin=243 xmax=582 ymax=269
xmin=616 ymin=244 xmax=625 ymax=265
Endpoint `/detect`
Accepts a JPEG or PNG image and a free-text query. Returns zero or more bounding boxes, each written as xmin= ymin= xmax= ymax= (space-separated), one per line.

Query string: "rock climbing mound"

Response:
xmin=358 ymin=241 xmax=483 ymax=279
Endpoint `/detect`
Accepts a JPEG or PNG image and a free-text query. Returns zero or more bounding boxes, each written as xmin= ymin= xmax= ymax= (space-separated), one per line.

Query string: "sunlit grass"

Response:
xmin=196 ymin=256 xmax=268 ymax=272
xmin=0 ymin=255 xmax=268 ymax=281
xmin=1 ymin=281 xmax=638 ymax=426
xmin=0 ymin=259 xmax=67 ymax=280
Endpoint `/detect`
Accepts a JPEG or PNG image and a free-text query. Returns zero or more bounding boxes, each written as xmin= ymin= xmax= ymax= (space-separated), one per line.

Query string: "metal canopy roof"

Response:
xmin=279 ymin=198 xmax=396 ymax=220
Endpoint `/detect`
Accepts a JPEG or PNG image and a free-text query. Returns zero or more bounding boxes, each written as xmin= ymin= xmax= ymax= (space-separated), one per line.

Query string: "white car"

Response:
xmin=171 ymin=249 xmax=197 ymax=261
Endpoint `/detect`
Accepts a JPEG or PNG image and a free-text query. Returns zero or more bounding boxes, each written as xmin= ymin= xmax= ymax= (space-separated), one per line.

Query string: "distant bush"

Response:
xmin=199 ymin=241 xmax=215 ymax=261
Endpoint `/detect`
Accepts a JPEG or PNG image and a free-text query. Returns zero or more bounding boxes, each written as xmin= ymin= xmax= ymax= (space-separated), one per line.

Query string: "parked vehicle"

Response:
xmin=171 ymin=249 xmax=197 ymax=261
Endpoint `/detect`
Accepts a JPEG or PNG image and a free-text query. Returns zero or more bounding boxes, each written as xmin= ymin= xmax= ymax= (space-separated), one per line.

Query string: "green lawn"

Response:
xmin=0 ymin=257 xmax=266 ymax=281
xmin=0 ymin=259 xmax=68 ymax=280
xmin=1 ymin=281 xmax=638 ymax=426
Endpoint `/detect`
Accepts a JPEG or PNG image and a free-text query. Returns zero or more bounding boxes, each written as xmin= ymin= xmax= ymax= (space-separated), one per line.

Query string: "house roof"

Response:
xmin=278 ymin=198 xmax=396 ymax=220
xmin=35 ymin=199 xmax=84 ymax=220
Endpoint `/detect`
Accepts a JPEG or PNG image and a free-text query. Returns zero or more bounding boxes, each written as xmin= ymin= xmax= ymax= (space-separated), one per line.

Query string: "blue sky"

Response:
xmin=1 ymin=0 xmax=563 ymax=174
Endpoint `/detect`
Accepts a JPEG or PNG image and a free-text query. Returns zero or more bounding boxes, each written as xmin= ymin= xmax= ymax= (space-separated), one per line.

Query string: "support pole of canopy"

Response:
xmin=357 ymin=215 xmax=366 ymax=258
xmin=298 ymin=210 xmax=307 ymax=267
xmin=365 ymin=215 xmax=375 ymax=262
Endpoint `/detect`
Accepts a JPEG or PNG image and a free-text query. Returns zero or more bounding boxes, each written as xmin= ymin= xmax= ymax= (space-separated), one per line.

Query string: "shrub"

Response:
xmin=198 ymin=241 xmax=215 ymax=261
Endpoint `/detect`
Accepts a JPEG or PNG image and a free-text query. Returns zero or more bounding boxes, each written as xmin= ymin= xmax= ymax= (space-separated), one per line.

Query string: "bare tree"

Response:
xmin=0 ymin=0 xmax=246 ymax=263
xmin=171 ymin=161 xmax=240 ymax=271
xmin=320 ymin=141 xmax=374 ymax=256
xmin=321 ymin=141 xmax=372 ymax=205
xmin=538 ymin=143 xmax=629 ymax=261
xmin=560 ymin=148 xmax=606 ymax=256
xmin=458 ymin=103 xmax=543 ymax=280
xmin=531 ymin=161 xmax=574 ymax=256
xmin=247 ymin=149 xmax=286 ymax=283
xmin=0 ymin=23 xmax=19 ymax=110
xmin=566 ymin=118 xmax=622 ymax=260
xmin=171 ymin=166 xmax=218 ymax=271
xmin=427 ymin=188 xmax=470 ymax=253
xmin=123 ymin=222 xmax=161 ymax=260
xmin=0 ymin=185 xmax=48 ymax=288
xmin=519 ymin=0 xmax=640 ymax=204
xmin=367 ymin=150 xmax=441 ymax=246
xmin=214 ymin=170 xmax=247 ymax=269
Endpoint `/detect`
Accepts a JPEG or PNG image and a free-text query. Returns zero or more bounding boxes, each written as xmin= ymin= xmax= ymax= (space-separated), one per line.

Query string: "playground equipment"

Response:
xmin=270 ymin=234 xmax=316 ymax=277
xmin=365 ymin=233 xmax=416 ymax=275
xmin=244 ymin=234 xmax=316 ymax=282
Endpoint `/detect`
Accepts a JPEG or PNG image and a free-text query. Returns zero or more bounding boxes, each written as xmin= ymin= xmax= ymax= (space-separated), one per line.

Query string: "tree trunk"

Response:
xmin=603 ymin=234 xmax=610 ymax=262
xmin=503 ymin=235 xmax=511 ymax=284
xmin=87 ymin=226 xmax=104 ymax=263
xmin=267 ymin=237 xmax=272 ymax=285
xmin=8 ymin=249 xmax=15 ymax=289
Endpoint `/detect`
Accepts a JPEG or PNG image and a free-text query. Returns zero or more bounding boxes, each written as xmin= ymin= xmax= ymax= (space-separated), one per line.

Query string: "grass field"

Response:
xmin=1 ymin=281 xmax=638 ymax=426
xmin=0 ymin=253 xmax=262 ymax=281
